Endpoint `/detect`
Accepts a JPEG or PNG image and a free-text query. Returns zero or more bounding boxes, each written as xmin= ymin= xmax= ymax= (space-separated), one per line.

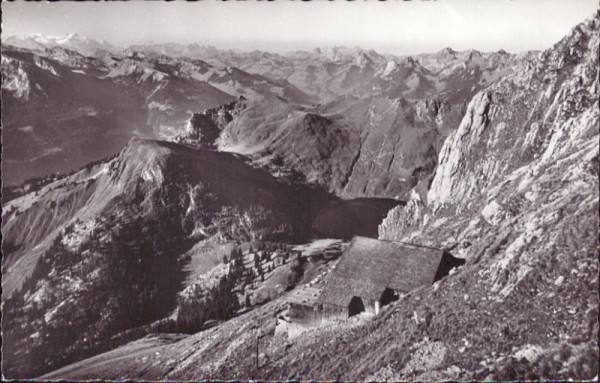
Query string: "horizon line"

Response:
xmin=3 ymin=33 xmax=547 ymax=58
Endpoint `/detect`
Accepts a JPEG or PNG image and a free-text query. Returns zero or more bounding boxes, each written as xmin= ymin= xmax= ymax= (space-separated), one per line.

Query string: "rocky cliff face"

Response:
xmin=177 ymin=97 xmax=248 ymax=148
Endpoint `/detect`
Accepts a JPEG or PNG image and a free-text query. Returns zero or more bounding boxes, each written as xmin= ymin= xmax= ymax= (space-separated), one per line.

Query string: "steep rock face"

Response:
xmin=1 ymin=55 xmax=32 ymax=99
xmin=426 ymin=91 xmax=492 ymax=205
xmin=183 ymin=113 xmax=222 ymax=148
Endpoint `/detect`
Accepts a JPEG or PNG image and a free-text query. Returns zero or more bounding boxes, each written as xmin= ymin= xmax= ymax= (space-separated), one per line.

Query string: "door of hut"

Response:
xmin=348 ymin=296 xmax=365 ymax=317
xmin=380 ymin=287 xmax=399 ymax=308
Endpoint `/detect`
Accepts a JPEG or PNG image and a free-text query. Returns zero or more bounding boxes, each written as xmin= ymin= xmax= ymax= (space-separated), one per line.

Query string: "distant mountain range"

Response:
xmin=4 ymin=33 xmax=120 ymax=55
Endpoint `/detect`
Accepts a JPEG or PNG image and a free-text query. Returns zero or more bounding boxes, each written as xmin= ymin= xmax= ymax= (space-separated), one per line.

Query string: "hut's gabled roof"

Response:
xmin=317 ymin=236 xmax=448 ymax=307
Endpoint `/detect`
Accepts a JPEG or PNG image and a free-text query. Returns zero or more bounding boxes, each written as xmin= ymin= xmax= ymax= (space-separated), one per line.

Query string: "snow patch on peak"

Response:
xmin=28 ymin=33 xmax=118 ymax=55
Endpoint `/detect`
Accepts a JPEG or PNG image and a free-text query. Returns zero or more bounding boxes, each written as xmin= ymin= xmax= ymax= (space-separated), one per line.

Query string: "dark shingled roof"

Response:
xmin=317 ymin=236 xmax=449 ymax=307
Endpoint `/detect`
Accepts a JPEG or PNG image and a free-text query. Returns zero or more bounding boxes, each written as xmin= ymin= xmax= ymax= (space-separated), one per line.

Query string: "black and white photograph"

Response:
xmin=1 ymin=0 xmax=599 ymax=380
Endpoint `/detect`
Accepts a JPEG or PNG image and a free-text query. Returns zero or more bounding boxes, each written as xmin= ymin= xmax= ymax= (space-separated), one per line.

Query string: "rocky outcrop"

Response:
xmin=184 ymin=113 xmax=220 ymax=147
xmin=1 ymin=56 xmax=32 ymax=100
xmin=480 ymin=200 xmax=506 ymax=226
xmin=378 ymin=191 xmax=427 ymax=241
xmin=176 ymin=97 xmax=247 ymax=148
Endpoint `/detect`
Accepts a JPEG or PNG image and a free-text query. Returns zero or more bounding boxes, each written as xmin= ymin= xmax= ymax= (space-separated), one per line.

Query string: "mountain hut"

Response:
xmin=316 ymin=236 xmax=465 ymax=321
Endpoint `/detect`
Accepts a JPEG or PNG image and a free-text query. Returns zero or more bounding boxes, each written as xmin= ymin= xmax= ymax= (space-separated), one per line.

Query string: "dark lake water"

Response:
xmin=311 ymin=197 xmax=404 ymax=240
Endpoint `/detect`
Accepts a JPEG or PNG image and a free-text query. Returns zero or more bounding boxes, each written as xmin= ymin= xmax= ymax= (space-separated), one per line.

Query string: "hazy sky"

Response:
xmin=2 ymin=0 xmax=598 ymax=55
